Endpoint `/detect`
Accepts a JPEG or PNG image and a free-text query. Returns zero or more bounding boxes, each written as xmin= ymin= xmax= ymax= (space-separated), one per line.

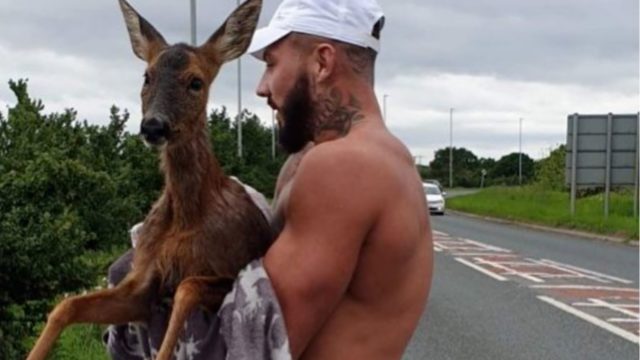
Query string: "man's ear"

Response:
xmin=118 ymin=0 xmax=168 ymax=62
xmin=313 ymin=43 xmax=337 ymax=83
xmin=200 ymin=0 xmax=262 ymax=64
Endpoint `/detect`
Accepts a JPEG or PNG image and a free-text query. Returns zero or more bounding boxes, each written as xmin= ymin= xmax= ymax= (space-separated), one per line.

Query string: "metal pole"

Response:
xmin=570 ymin=114 xmax=579 ymax=216
xmin=383 ymin=94 xmax=388 ymax=123
xmin=271 ymin=109 xmax=276 ymax=160
xmin=236 ymin=0 xmax=243 ymax=158
xmin=519 ymin=117 xmax=523 ymax=185
xmin=634 ymin=112 xmax=639 ymax=218
xmin=190 ymin=0 xmax=196 ymax=45
xmin=449 ymin=108 xmax=454 ymax=189
xmin=604 ymin=113 xmax=613 ymax=218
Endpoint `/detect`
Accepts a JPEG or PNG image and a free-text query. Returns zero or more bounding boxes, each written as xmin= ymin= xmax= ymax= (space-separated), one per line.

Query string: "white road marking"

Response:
xmin=474 ymin=258 xmax=544 ymax=283
xmin=574 ymin=302 xmax=639 ymax=309
xmin=537 ymin=295 xmax=639 ymax=344
xmin=574 ymin=298 xmax=640 ymax=318
xmin=529 ymin=285 xmax=638 ymax=292
xmin=525 ymin=258 xmax=615 ymax=284
xmin=461 ymin=238 xmax=512 ymax=253
xmin=608 ymin=318 xmax=640 ymax=323
xmin=454 ymin=257 xmax=508 ymax=281
xmin=447 ymin=253 xmax=517 ymax=257
xmin=538 ymin=259 xmax=633 ymax=284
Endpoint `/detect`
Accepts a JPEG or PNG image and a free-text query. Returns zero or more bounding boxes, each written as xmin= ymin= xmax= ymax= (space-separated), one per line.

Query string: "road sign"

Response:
xmin=565 ymin=113 xmax=639 ymax=217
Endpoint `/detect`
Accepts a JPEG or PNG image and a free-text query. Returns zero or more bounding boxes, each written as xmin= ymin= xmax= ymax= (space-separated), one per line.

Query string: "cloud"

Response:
xmin=379 ymin=71 xmax=638 ymax=162
xmin=1 ymin=0 xmax=637 ymax=164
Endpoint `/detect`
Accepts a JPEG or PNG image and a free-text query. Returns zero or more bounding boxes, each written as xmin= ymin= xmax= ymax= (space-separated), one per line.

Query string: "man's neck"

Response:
xmin=312 ymin=82 xmax=382 ymax=143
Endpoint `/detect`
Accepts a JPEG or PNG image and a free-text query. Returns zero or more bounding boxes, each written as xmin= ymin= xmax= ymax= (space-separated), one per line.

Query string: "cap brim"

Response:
xmin=248 ymin=26 xmax=291 ymax=60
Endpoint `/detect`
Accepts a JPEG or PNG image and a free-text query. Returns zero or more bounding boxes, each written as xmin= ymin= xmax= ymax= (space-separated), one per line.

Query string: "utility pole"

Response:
xmin=236 ymin=0 xmax=243 ymax=158
xmin=449 ymin=108 xmax=454 ymax=189
xmin=519 ymin=117 xmax=523 ymax=185
xmin=190 ymin=0 xmax=196 ymax=45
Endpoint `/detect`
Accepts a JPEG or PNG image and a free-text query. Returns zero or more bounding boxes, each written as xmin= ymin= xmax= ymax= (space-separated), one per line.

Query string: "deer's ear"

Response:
xmin=119 ymin=0 xmax=168 ymax=62
xmin=201 ymin=0 xmax=262 ymax=63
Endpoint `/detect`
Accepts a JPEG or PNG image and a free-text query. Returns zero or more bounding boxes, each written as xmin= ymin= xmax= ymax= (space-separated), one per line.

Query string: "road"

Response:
xmin=403 ymin=213 xmax=639 ymax=360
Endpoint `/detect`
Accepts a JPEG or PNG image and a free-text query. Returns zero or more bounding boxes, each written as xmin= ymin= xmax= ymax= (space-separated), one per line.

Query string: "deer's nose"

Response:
xmin=140 ymin=117 xmax=169 ymax=144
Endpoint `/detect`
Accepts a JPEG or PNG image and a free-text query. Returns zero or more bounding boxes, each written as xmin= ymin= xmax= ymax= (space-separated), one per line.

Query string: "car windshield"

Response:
xmin=424 ymin=186 xmax=441 ymax=195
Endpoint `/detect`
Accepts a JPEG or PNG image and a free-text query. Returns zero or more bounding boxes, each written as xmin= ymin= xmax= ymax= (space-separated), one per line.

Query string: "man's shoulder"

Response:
xmin=286 ymin=140 xmax=383 ymax=208
xmin=297 ymin=138 xmax=380 ymax=177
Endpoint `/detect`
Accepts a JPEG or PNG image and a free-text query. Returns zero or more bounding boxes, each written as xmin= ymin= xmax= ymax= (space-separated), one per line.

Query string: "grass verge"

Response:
xmin=24 ymin=246 xmax=126 ymax=359
xmin=447 ymin=186 xmax=639 ymax=241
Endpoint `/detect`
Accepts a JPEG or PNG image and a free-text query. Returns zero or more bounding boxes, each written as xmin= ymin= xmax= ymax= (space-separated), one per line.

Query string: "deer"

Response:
xmin=26 ymin=0 xmax=274 ymax=359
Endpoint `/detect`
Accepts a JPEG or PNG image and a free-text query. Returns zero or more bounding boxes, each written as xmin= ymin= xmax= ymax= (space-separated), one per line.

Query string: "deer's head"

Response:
xmin=119 ymin=0 xmax=261 ymax=147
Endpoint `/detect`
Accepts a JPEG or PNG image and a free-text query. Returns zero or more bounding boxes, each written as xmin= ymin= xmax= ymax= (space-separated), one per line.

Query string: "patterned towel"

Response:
xmin=104 ymin=181 xmax=289 ymax=359
xmin=104 ymin=258 xmax=290 ymax=360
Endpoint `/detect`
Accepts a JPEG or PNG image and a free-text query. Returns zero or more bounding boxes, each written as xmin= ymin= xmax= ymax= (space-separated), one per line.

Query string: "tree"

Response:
xmin=208 ymin=108 xmax=286 ymax=198
xmin=535 ymin=145 xmax=566 ymax=191
xmin=428 ymin=147 xmax=481 ymax=187
xmin=0 ymin=81 xmax=103 ymax=357
xmin=416 ymin=164 xmax=430 ymax=180
xmin=491 ymin=152 xmax=535 ymax=185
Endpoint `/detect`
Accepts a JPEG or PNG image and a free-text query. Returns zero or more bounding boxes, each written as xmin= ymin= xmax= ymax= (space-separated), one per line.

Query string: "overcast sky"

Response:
xmin=1 ymin=0 xmax=638 ymax=163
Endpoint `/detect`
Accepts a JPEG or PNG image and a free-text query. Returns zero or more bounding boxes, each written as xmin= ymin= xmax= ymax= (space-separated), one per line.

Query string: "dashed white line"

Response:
xmin=537 ymin=295 xmax=639 ymax=344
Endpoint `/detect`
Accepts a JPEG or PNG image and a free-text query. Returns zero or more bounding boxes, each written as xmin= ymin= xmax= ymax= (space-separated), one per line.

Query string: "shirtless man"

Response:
xmin=248 ymin=0 xmax=434 ymax=358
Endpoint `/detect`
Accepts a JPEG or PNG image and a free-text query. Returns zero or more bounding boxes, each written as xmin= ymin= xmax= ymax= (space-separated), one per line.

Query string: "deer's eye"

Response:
xmin=189 ymin=78 xmax=204 ymax=92
xmin=143 ymin=73 xmax=150 ymax=86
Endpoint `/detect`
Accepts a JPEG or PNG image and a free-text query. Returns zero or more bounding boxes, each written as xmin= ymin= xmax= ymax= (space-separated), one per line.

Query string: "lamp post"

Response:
xmin=449 ymin=108 xmax=454 ymax=189
xmin=519 ymin=117 xmax=523 ymax=185
xmin=236 ymin=0 xmax=243 ymax=158
xmin=383 ymin=94 xmax=389 ymax=123
xmin=190 ymin=0 xmax=197 ymax=45
xmin=271 ymin=109 xmax=276 ymax=159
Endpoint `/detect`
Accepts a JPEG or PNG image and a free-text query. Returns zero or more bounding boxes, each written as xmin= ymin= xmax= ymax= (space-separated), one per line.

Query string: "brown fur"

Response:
xmin=27 ymin=1 xmax=268 ymax=359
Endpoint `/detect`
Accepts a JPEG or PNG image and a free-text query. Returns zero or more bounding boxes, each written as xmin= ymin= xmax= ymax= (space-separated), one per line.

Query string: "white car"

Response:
xmin=423 ymin=183 xmax=446 ymax=215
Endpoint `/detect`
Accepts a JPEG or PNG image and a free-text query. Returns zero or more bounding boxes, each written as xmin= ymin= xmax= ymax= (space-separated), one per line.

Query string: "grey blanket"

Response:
xmin=104 ymin=256 xmax=290 ymax=360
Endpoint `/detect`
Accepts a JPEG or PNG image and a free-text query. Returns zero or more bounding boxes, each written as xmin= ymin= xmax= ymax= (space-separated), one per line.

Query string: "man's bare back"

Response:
xmin=269 ymin=123 xmax=433 ymax=359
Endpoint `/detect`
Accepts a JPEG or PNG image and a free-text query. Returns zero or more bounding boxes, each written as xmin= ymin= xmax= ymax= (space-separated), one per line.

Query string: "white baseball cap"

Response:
xmin=248 ymin=0 xmax=385 ymax=60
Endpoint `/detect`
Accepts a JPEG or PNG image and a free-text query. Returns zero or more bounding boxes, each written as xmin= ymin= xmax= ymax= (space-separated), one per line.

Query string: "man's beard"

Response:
xmin=279 ymin=73 xmax=315 ymax=154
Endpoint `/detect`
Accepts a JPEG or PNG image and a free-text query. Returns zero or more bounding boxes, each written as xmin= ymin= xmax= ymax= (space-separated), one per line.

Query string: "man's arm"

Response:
xmin=264 ymin=144 xmax=381 ymax=358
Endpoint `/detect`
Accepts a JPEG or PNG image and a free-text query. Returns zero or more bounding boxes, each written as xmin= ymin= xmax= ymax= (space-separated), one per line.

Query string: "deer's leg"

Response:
xmin=155 ymin=276 xmax=235 ymax=360
xmin=27 ymin=275 xmax=150 ymax=360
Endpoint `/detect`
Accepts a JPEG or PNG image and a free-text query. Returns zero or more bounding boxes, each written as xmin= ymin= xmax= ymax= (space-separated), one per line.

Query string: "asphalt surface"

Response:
xmin=403 ymin=213 xmax=639 ymax=360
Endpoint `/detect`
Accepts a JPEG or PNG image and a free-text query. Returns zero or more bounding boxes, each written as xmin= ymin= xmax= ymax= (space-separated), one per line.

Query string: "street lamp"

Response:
xmin=383 ymin=94 xmax=389 ymax=123
xmin=449 ymin=108 xmax=454 ymax=189
xmin=271 ymin=109 xmax=276 ymax=159
xmin=519 ymin=117 xmax=523 ymax=185
xmin=190 ymin=0 xmax=197 ymax=45
xmin=236 ymin=0 xmax=243 ymax=158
